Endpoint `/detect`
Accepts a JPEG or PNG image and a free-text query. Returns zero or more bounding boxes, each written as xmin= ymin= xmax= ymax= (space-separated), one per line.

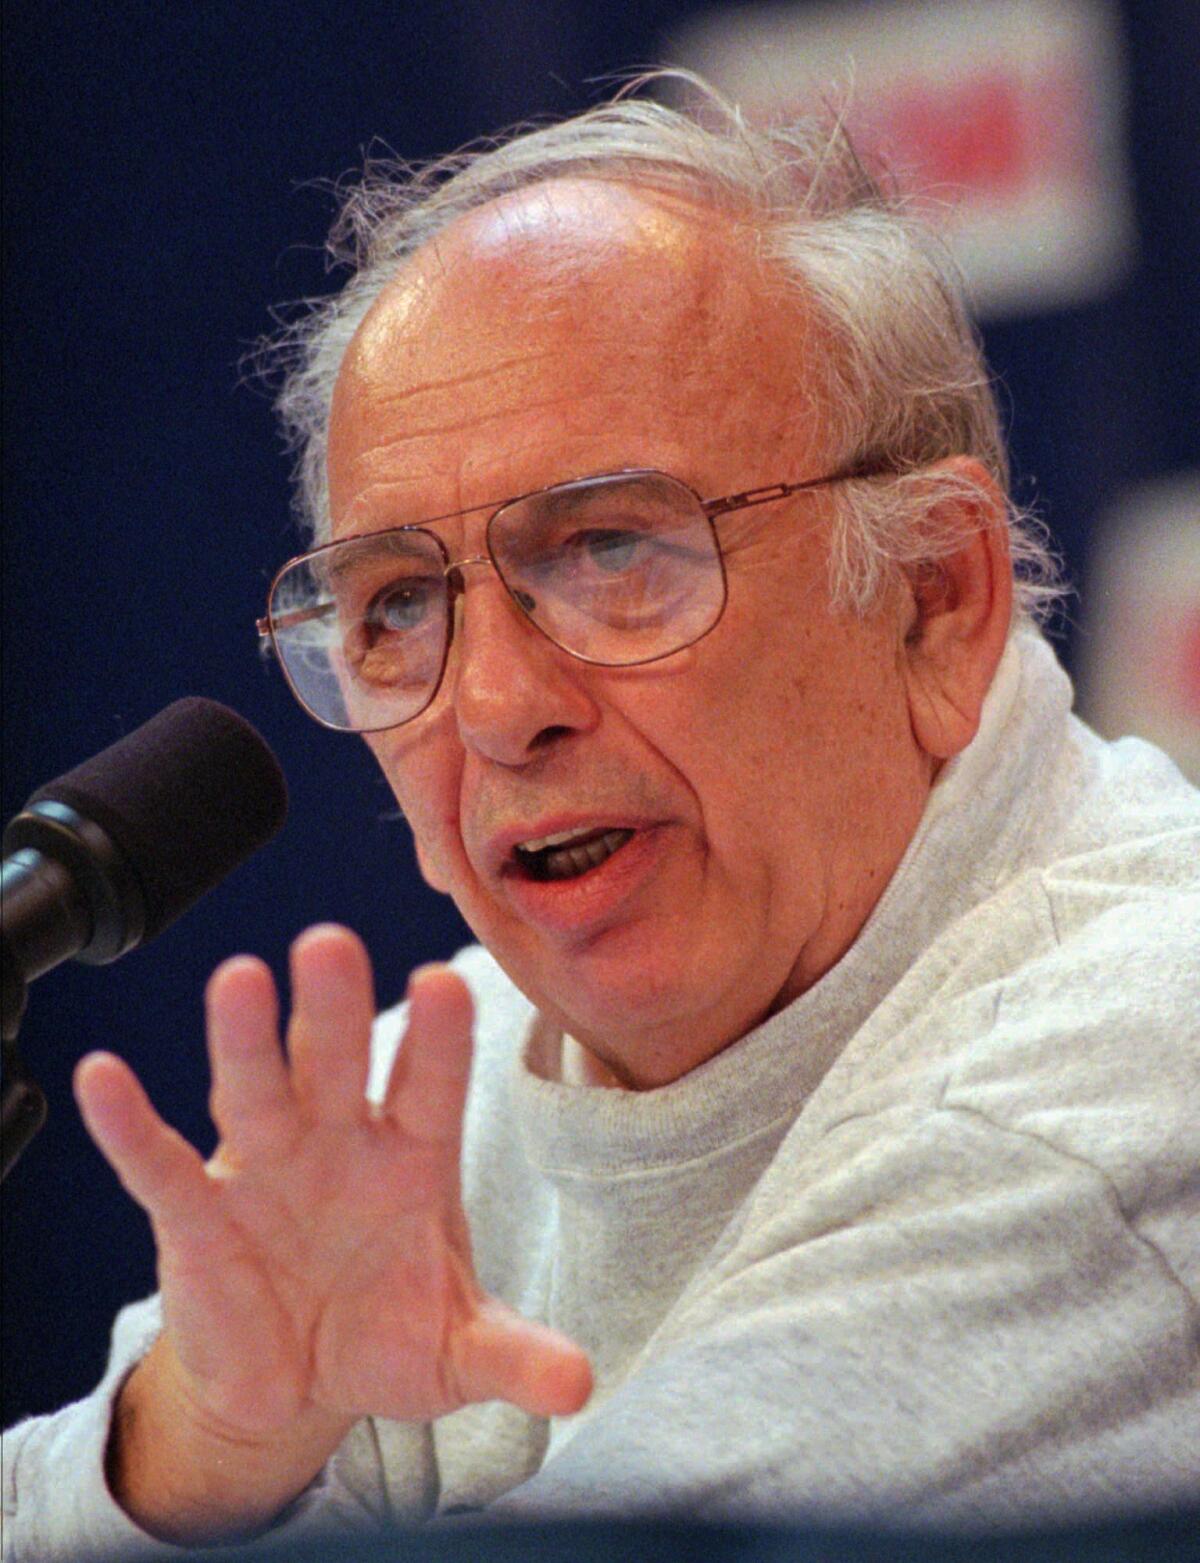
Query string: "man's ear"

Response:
xmin=901 ymin=457 xmax=1014 ymax=763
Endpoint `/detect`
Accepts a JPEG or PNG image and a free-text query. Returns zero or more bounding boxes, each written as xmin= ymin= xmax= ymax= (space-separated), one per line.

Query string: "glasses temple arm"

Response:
xmin=703 ymin=464 xmax=892 ymax=520
xmin=256 ymin=602 xmax=337 ymax=639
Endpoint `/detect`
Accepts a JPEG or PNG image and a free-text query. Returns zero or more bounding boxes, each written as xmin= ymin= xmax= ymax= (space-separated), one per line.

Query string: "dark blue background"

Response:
xmin=3 ymin=0 xmax=1198 ymax=1428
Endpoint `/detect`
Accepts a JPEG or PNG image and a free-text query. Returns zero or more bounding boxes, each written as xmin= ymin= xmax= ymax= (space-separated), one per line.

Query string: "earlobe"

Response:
xmin=902 ymin=458 xmax=1014 ymax=763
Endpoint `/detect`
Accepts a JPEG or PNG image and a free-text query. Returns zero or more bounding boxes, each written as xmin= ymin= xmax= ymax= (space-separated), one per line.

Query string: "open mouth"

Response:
xmin=512 ymin=827 xmax=635 ymax=882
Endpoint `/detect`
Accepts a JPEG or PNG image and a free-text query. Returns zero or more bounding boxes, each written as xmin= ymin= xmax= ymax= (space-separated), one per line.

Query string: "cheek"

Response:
xmin=665 ymin=606 xmax=902 ymax=845
xmin=366 ymin=728 xmax=464 ymax=889
xmin=618 ymin=643 xmax=816 ymax=867
xmin=669 ymin=609 xmax=821 ymax=770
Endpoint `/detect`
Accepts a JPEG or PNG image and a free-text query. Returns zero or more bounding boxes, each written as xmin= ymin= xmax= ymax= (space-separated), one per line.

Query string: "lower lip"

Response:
xmin=499 ymin=827 xmax=664 ymax=938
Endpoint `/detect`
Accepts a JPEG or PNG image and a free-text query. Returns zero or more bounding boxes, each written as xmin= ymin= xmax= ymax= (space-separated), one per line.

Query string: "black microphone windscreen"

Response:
xmin=27 ymin=699 xmax=288 ymax=941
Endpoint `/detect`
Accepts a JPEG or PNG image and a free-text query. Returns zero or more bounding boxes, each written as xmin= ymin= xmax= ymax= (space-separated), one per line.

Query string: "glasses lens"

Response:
xmin=490 ymin=472 xmax=725 ymax=665
xmin=268 ymin=529 xmax=450 ymax=732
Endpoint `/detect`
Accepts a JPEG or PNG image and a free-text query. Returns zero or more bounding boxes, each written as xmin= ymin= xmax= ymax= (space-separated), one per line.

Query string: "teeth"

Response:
xmin=515 ymin=827 xmax=634 ymax=880
xmin=517 ymin=825 xmax=611 ymax=853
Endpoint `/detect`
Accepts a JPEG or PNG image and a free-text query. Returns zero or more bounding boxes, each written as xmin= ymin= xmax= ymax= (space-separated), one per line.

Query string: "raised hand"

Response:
xmin=73 ymin=925 xmax=591 ymax=1543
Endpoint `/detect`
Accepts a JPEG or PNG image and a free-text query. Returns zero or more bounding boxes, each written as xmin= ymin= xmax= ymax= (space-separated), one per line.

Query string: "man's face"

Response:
xmin=327 ymin=180 xmax=934 ymax=1087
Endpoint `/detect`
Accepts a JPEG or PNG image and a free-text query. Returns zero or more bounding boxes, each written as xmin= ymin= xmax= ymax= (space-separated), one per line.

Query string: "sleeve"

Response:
xmin=484 ymin=1106 xmax=1200 ymax=1529
xmin=0 ymin=1295 xmax=413 ymax=1561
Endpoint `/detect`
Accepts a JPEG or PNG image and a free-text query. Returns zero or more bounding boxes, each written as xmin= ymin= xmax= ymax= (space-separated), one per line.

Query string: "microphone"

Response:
xmin=1 ymin=698 xmax=288 ymax=1040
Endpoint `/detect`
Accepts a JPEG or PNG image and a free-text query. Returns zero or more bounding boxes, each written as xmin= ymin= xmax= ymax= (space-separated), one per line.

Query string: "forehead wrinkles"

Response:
xmin=330 ymin=181 xmax=817 ymax=505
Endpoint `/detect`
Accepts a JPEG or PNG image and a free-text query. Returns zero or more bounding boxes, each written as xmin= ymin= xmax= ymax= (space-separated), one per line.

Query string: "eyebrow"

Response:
xmin=529 ymin=484 xmax=622 ymax=522
xmin=331 ymin=469 xmax=660 ymax=547
xmin=321 ymin=530 xmax=441 ymax=587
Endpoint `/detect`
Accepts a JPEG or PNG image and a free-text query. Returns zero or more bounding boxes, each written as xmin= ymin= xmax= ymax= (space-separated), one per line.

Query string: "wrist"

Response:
xmin=107 ymin=1336 xmax=351 ymax=1546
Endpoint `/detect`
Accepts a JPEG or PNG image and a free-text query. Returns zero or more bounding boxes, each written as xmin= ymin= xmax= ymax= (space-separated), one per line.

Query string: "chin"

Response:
xmin=552 ymin=958 xmax=753 ymax=1075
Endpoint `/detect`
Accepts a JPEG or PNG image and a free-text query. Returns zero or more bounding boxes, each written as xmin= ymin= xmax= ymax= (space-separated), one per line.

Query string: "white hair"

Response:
xmin=264 ymin=72 xmax=1063 ymax=622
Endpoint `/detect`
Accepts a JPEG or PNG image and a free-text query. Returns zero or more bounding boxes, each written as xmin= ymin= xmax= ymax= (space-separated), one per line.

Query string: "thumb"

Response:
xmin=454 ymin=1300 xmax=592 ymax=1419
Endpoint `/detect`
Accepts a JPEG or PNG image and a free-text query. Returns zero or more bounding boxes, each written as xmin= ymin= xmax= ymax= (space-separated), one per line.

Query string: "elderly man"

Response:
xmin=4 ymin=81 xmax=1198 ymax=1556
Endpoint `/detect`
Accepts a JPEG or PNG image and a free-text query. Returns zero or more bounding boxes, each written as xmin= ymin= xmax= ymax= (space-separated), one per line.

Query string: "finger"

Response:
xmin=286 ymin=924 xmax=375 ymax=1122
xmin=74 ymin=1052 xmax=217 ymax=1234
xmin=206 ymin=955 xmax=297 ymax=1163
xmin=454 ymin=1300 xmax=593 ymax=1419
xmin=383 ymin=965 xmax=474 ymax=1157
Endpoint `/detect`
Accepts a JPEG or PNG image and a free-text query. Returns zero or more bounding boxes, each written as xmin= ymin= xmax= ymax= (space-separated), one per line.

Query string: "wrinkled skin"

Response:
xmin=334 ymin=180 xmax=954 ymax=1088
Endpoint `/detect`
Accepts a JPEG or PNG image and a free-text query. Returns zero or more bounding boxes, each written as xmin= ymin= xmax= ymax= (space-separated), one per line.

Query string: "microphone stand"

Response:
xmin=1 ymin=944 xmax=47 ymax=1182
xmin=0 ymin=819 xmax=118 ymax=1184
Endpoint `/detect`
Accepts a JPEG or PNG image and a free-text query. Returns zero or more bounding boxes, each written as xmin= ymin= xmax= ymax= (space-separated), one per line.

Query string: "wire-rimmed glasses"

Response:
xmin=256 ymin=464 xmax=877 ymax=734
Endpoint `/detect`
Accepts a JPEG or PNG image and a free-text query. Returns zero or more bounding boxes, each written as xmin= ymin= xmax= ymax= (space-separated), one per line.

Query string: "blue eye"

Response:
xmin=576 ymin=529 xmax=645 ymax=573
xmin=366 ymin=577 xmax=441 ymax=634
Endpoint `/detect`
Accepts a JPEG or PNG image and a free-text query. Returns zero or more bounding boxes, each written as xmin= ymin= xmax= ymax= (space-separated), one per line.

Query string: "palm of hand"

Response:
xmin=76 ymin=927 xmax=589 ymax=1445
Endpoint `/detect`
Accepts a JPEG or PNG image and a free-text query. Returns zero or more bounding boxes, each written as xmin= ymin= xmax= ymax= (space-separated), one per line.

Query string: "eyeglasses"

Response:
xmin=257 ymin=464 xmax=878 ymax=734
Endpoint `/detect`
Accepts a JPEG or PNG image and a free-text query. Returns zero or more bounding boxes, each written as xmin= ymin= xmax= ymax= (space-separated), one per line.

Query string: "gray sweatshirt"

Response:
xmin=4 ymin=628 xmax=1199 ymax=1557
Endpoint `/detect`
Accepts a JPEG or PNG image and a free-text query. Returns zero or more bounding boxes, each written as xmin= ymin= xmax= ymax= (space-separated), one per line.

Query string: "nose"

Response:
xmin=446 ymin=563 xmax=598 ymax=766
